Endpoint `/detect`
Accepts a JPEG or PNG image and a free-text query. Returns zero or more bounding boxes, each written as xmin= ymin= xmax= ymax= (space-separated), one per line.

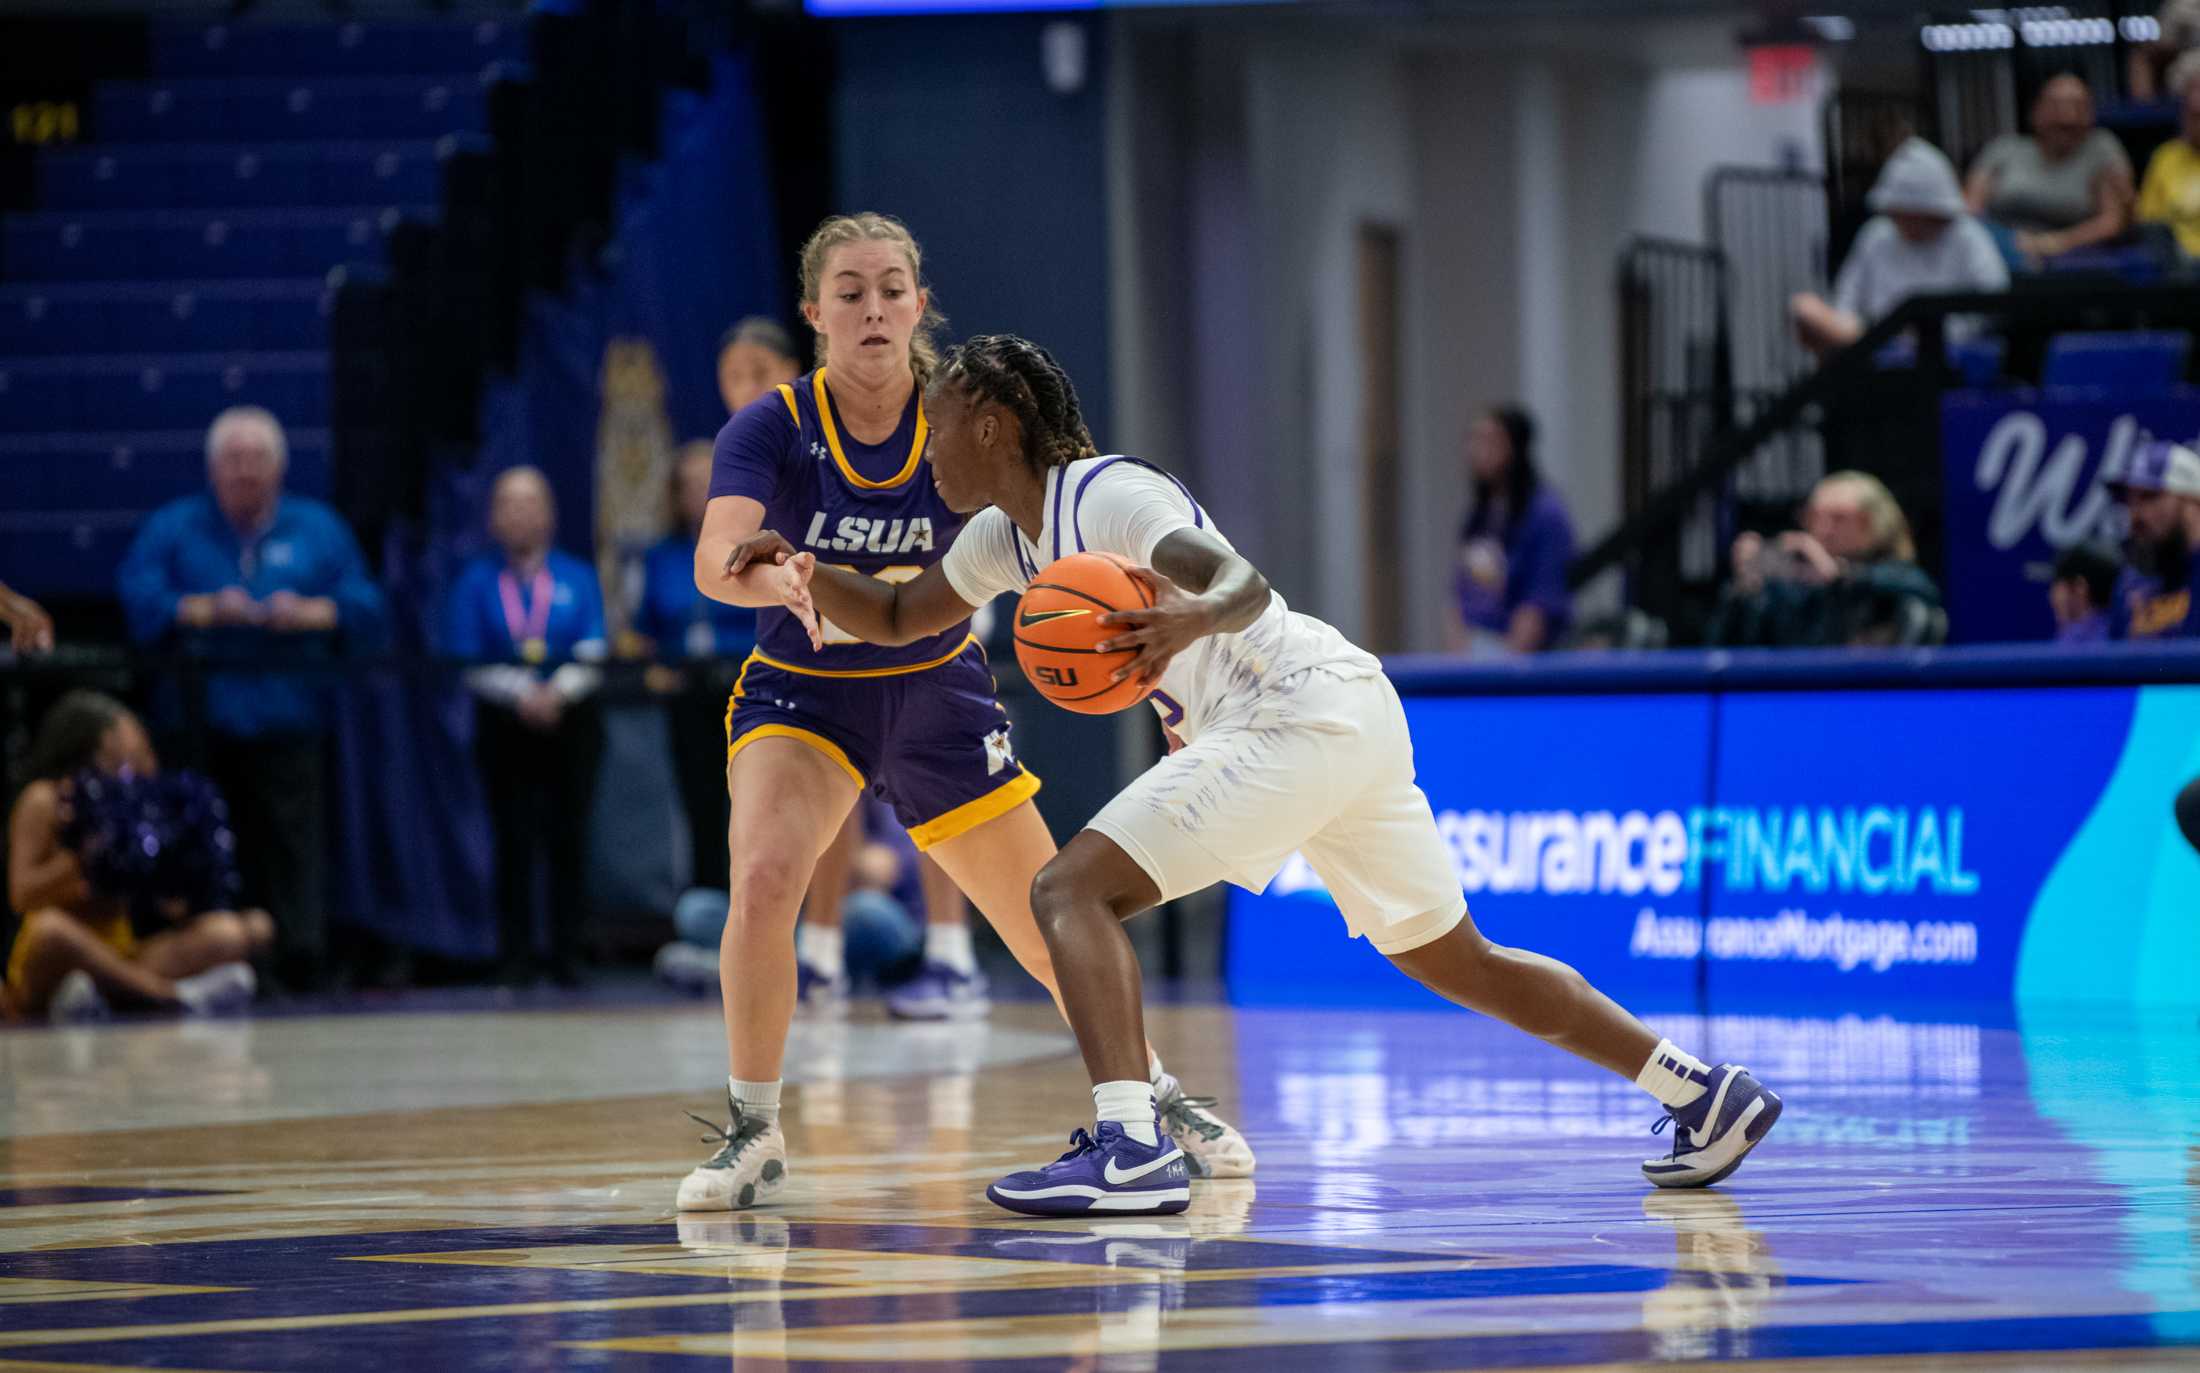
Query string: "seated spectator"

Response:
xmin=2137 ymin=71 xmax=2200 ymax=260
xmin=1449 ymin=406 xmax=1573 ymax=655
xmin=115 ymin=406 xmax=387 ymax=993
xmin=2130 ymin=0 xmax=2200 ymax=102
xmin=1711 ymin=472 xmax=1942 ymax=648
xmin=716 ymin=317 xmax=803 ymax=416
xmin=2050 ymin=542 xmax=2122 ymax=644
xmin=1792 ymin=138 xmax=2007 ymax=356
xmin=636 ymin=441 xmax=758 ymax=894
xmin=0 ymin=582 xmax=53 ymax=655
xmin=444 ymin=467 xmax=607 ymax=987
xmin=1964 ymin=74 xmax=2134 ymax=267
xmin=2108 ymin=440 xmax=2200 ymax=639
xmin=655 ymin=798 xmax=920 ymax=995
xmin=5 ymin=691 xmax=269 ymax=1022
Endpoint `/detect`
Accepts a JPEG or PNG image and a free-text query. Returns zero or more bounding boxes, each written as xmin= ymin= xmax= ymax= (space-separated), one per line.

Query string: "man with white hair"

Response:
xmin=116 ymin=405 xmax=388 ymax=991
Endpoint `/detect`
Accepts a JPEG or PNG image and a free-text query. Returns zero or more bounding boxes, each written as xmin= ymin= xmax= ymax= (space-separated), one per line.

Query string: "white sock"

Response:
xmin=924 ymin=922 xmax=976 ymax=975
xmin=796 ymin=923 xmax=843 ymax=978
xmin=728 ymin=1076 xmax=781 ymax=1124
xmin=1094 ymin=1080 xmax=1158 ymax=1146
xmin=1636 ymin=1038 xmax=1713 ymax=1110
xmin=1147 ymin=1050 xmax=1166 ymax=1083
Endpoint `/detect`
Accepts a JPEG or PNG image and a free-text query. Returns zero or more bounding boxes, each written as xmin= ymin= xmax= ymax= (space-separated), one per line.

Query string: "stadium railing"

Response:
xmin=1585 ymin=279 xmax=2200 ymax=642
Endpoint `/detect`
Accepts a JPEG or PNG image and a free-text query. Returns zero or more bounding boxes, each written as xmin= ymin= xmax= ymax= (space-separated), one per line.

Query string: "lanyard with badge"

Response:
xmin=498 ymin=567 xmax=553 ymax=665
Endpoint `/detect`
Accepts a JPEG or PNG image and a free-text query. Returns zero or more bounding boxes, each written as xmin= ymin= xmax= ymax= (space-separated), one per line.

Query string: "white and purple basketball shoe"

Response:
xmin=793 ymin=959 xmax=847 ymax=1016
xmin=885 ymin=961 xmax=990 ymax=1020
xmin=986 ymin=1122 xmax=1192 ymax=1217
xmin=1643 ymin=1063 xmax=1783 ymax=1189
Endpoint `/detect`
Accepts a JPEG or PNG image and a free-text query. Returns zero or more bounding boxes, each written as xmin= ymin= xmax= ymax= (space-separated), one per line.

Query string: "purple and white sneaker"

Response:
xmin=986 ymin=1122 xmax=1191 ymax=1217
xmin=1643 ymin=1064 xmax=1782 ymax=1189
xmin=886 ymin=961 xmax=990 ymax=1020
xmin=794 ymin=960 xmax=847 ymax=1016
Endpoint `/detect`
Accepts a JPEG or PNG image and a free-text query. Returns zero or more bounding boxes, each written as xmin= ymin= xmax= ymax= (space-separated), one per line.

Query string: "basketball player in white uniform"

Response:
xmin=718 ymin=334 xmax=1782 ymax=1216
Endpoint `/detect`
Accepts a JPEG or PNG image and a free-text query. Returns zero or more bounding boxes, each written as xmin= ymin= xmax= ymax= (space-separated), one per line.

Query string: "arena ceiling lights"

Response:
xmin=1920 ymin=7 xmax=2160 ymax=51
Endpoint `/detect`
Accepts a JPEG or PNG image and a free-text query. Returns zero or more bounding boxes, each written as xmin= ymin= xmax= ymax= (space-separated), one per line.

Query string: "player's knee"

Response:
xmin=1030 ymin=852 xmax=1142 ymax=933
xmin=1027 ymin=857 xmax=1086 ymax=932
xmin=192 ymin=912 xmax=253 ymax=964
xmin=1391 ymin=922 xmax=1499 ymax=993
xmin=241 ymin=909 xmax=275 ymax=952
xmin=726 ymin=854 xmax=807 ymax=932
xmin=17 ymin=909 xmax=75 ymax=956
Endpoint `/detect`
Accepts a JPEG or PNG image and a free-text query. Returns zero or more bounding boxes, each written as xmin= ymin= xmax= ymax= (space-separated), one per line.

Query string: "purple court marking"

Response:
xmin=0 ymin=1186 xmax=233 ymax=1207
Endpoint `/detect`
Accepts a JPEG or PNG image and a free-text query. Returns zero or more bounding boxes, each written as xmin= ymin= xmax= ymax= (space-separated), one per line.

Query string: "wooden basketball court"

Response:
xmin=1 ymin=995 xmax=2194 ymax=1370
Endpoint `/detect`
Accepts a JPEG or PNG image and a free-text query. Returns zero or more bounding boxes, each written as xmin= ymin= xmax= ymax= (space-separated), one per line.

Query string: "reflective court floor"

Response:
xmin=2 ymin=994 xmax=2197 ymax=1371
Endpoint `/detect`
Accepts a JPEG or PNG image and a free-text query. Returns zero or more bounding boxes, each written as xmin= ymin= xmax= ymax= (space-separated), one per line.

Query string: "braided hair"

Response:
xmin=939 ymin=334 xmax=1098 ymax=473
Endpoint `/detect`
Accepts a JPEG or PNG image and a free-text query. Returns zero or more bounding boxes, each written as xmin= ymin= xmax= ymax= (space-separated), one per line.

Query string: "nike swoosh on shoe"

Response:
xmin=1103 ymin=1148 xmax=1185 ymax=1186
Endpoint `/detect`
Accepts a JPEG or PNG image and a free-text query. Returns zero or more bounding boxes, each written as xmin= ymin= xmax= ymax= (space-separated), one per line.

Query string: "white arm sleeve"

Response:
xmin=1064 ymin=463 xmax=1208 ymax=567
xmin=941 ymin=508 xmax=1028 ymax=608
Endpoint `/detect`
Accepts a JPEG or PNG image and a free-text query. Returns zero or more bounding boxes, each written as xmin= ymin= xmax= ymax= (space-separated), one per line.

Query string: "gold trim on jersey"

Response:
xmin=775 ymin=383 xmax=800 ymax=426
xmin=747 ymin=634 xmax=976 ymax=680
xmin=906 ymin=769 xmax=1042 ymax=851
xmin=726 ymin=724 xmax=866 ymax=788
xmin=813 ymin=368 xmax=927 ymax=491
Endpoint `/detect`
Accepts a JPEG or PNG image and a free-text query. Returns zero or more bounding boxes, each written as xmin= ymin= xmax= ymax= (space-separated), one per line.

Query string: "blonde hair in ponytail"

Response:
xmin=797 ymin=212 xmax=946 ymax=384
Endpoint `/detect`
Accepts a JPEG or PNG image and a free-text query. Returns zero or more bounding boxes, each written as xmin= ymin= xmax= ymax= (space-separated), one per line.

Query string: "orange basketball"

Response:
xmin=1014 ymin=552 xmax=1156 ymax=715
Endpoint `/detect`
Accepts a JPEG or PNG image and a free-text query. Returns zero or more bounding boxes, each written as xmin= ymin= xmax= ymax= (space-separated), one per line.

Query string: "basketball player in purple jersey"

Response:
xmin=730 ymin=335 xmax=1782 ymax=1215
xmin=675 ymin=217 xmax=1250 ymax=1211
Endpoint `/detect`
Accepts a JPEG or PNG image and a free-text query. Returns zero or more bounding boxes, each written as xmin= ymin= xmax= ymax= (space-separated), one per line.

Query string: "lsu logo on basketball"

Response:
xmin=1032 ymin=664 xmax=1080 ymax=689
xmin=800 ymin=512 xmax=936 ymax=555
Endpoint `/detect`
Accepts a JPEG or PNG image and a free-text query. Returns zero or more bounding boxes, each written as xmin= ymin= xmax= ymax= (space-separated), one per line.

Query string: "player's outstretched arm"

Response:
xmin=1099 ymin=528 xmax=1272 ymax=685
xmin=724 ymin=529 xmax=978 ymax=649
xmin=694 ymin=496 xmax=813 ymax=610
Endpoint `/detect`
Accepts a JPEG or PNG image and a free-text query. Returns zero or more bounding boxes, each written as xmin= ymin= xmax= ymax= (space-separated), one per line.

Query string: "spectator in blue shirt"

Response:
xmin=1450 ymin=406 xmax=1574 ymax=654
xmin=115 ymin=405 xmax=387 ymax=991
xmin=636 ymin=441 xmax=756 ymax=894
xmin=445 ymin=466 xmax=607 ymax=986
xmin=2108 ymin=440 xmax=2200 ymax=640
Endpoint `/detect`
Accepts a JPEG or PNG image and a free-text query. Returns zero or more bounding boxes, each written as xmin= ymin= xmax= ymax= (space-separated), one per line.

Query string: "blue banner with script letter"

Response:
xmin=1940 ymin=388 xmax=2200 ymax=643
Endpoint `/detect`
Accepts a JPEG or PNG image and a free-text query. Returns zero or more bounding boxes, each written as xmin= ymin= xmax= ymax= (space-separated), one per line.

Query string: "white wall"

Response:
xmin=1239 ymin=38 xmax=1415 ymax=636
xmin=1400 ymin=54 xmax=1526 ymax=649
xmin=1110 ymin=7 xmax=1828 ymax=648
xmin=1630 ymin=60 xmax=1827 ymax=242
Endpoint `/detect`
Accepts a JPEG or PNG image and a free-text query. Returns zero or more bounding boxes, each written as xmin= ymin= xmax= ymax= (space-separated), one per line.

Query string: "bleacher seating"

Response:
xmin=146 ymin=18 xmax=525 ymax=80
xmin=1951 ymin=336 xmax=2007 ymax=388
xmin=36 ymin=139 xmax=482 ymax=212
xmin=2 ymin=207 xmax=433 ymax=282
xmin=2042 ymin=330 xmax=2193 ymax=390
xmin=93 ymin=76 xmax=495 ymax=144
xmin=0 ymin=14 xmax=523 ymax=603
xmin=0 ymin=282 xmax=331 ymax=355
xmin=0 ymin=353 xmax=330 ymax=434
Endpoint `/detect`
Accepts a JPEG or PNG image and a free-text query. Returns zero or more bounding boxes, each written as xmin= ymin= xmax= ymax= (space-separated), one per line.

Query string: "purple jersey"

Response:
xmin=709 ymin=369 xmax=971 ymax=673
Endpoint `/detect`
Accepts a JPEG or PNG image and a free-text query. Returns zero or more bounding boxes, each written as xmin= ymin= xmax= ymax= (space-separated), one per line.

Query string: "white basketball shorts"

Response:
xmin=1086 ymin=665 xmax=1468 ymax=955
